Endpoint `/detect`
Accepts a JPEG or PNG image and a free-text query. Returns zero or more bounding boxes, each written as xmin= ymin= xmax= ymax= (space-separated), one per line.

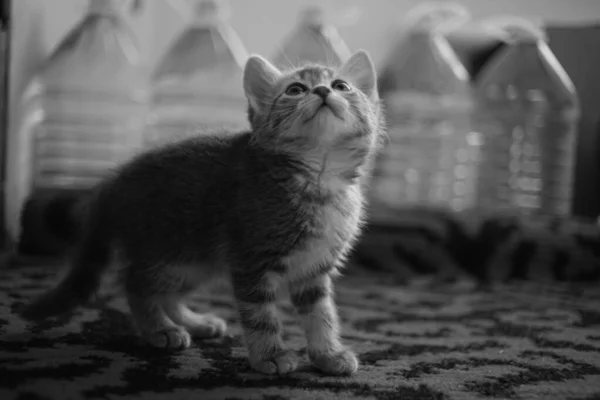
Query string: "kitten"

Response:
xmin=22 ymin=50 xmax=384 ymax=376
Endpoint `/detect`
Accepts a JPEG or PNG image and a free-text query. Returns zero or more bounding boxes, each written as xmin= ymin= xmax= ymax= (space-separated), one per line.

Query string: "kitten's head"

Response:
xmin=243 ymin=50 xmax=383 ymax=177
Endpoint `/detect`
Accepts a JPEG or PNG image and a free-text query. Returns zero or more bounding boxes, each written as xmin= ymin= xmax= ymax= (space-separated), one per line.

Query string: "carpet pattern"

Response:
xmin=1 ymin=263 xmax=600 ymax=400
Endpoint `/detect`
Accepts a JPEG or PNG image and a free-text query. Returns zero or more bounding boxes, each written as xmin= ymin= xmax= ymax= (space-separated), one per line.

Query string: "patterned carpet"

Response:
xmin=1 ymin=261 xmax=600 ymax=400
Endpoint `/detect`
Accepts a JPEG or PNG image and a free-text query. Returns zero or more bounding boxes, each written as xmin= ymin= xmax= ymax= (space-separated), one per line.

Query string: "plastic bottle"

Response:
xmin=370 ymin=3 xmax=476 ymax=222
xmin=472 ymin=17 xmax=580 ymax=216
xmin=272 ymin=5 xmax=351 ymax=69
xmin=444 ymin=20 xmax=509 ymax=84
xmin=146 ymin=0 xmax=248 ymax=148
xmin=0 ymin=0 xmax=10 ymax=248
xmin=7 ymin=0 xmax=148 ymax=240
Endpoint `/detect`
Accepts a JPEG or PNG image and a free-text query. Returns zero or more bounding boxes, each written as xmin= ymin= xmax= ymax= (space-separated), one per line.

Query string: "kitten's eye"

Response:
xmin=332 ymin=80 xmax=351 ymax=92
xmin=285 ymin=83 xmax=308 ymax=97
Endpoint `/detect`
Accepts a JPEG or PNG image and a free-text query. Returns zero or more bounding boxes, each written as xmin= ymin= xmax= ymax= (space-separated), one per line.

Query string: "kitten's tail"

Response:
xmin=21 ymin=191 xmax=112 ymax=321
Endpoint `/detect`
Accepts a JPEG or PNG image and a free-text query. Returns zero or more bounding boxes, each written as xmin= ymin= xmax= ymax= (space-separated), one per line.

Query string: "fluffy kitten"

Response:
xmin=22 ymin=50 xmax=383 ymax=376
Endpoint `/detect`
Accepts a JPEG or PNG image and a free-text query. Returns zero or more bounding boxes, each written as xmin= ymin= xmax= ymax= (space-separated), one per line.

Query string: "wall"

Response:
xmin=5 ymin=0 xmax=600 ymax=238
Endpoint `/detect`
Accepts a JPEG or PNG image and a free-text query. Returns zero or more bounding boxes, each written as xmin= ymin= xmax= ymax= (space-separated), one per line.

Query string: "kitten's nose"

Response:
xmin=312 ymin=86 xmax=331 ymax=100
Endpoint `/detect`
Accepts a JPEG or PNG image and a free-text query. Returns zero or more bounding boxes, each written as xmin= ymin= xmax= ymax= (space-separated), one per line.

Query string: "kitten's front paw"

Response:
xmin=249 ymin=349 xmax=299 ymax=375
xmin=310 ymin=348 xmax=359 ymax=376
xmin=145 ymin=327 xmax=192 ymax=350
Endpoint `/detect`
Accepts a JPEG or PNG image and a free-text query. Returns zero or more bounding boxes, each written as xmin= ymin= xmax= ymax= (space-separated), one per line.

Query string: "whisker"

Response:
xmin=315 ymin=31 xmax=335 ymax=68
xmin=274 ymin=43 xmax=297 ymax=71
xmin=253 ymin=98 xmax=282 ymax=108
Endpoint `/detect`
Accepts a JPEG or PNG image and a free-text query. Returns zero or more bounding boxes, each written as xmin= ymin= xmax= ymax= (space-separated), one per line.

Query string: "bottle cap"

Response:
xmin=404 ymin=2 xmax=470 ymax=34
xmin=87 ymin=0 xmax=123 ymax=14
xmin=299 ymin=6 xmax=325 ymax=27
xmin=482 ymin=16 xmax=547 ymax=43
xmin=186 ymin=0 xmax=231 ymax=22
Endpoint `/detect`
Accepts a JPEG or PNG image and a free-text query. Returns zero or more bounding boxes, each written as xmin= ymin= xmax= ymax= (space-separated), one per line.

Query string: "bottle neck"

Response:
xmin=190 ymin=0 xmax=227 ymax=27
xmin=299 ymin=6 xmax=326 ymax=29
xmin=87 ymin=0 xmax=122 ymax=16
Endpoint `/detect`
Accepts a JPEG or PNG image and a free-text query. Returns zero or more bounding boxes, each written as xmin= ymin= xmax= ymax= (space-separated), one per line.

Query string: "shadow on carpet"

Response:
xmin=1 ymin=263 xmax=600 ymax=400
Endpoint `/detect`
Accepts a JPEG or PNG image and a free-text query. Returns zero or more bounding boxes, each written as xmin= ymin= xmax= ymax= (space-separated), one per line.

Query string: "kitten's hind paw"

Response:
xmin=310 ymin=348 xmax=359 ymax=376
xmin=185 ymin=313 xmax=227 ymax=339
xmin=145 ymin=327 xmax=192 ymax=350
xmin=250 ymin=349 xmax=300 ymax=375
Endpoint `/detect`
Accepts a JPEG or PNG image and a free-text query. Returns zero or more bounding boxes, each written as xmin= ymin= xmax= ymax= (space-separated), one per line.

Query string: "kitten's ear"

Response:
xmin=339 ymin=50 xmax=378 ymax=99
xmin=243 ymin=55 xmax=282 ymax=113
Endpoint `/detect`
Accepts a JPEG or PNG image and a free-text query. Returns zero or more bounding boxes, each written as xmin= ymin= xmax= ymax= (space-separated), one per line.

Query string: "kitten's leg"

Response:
xmin=124 ymin=267 xmax=192 ymax=350
xmin=163 ymin=300 xmax=227 ymax=339
xmin=291 ymin=273 xmax=358 ymax=376
xmin=126 ymin=293 xmax=192 ymax=349
xmin=233 ymin=271 xmax=299 ymax=375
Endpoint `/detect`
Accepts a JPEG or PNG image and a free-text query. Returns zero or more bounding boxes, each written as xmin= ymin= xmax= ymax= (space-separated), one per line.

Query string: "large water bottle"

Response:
xmin=370 ymin=3 xmax=476 ymax=222
xmin=146 ymin=0 xmax=248 ymax=148
xmin=472 ymin=18 xmax=580 ymax=216
xmin=7 ymin=0 xmax=148 ymax=240
xmin=271 ymin=4 xmax=352 ymax=69
xmin=0 ymin=0 xmax=10 ymax=248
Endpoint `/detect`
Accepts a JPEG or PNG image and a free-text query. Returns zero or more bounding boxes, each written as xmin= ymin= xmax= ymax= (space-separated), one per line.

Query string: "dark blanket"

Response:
xmin=1 ymin=262 xmax=600 ymax=400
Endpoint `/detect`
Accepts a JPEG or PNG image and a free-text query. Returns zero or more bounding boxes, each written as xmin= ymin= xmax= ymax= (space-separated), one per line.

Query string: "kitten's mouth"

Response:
xmin=305 ymin=102 xmax=344 ymax=123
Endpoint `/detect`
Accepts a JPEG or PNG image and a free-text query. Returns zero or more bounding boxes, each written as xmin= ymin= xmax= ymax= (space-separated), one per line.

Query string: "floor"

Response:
xmin=1 ymin=262 xmax=600 ymax=400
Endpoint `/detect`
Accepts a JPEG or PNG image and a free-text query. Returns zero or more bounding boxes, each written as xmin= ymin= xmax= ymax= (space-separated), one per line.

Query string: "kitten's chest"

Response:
xmin=282 ymin=186 xmax=364 ymax=280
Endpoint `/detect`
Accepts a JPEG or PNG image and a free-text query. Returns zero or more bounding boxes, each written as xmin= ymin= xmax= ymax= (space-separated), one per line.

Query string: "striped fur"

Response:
xmin=21 ymin=51 xmax=383 ymax=377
